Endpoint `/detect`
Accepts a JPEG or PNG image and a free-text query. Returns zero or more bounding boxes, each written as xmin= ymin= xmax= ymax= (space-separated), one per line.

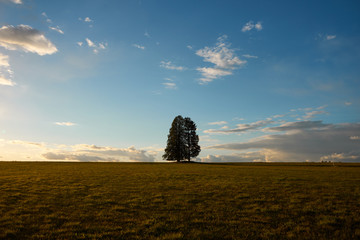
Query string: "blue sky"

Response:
xmin=0 ymin=0 xmax=359 ymax=162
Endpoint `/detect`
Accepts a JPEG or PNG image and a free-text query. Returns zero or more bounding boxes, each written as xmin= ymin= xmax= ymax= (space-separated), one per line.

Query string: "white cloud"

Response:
xmin=84 ymin=17 xmax=93 ymax=22
xmin=160 ymin=61 xmax=185 ymax=71
xmin=49 ymin=26 xmax=64 ymax=34
xmin=0 ymin=25 xmax=57 ymax=55
xmin=85 ymin=38 xmax=107 ymax=53
xmin=255 ymin=22 xmax=263 ymax=31
xmin=86 ymin=38 xmax=95 ymax=47
xmin=208 ymin=121 xmax=228 ymax=125
xmin=242 ymin=54 xmax=258 ymax=59
xmin=144 ymin=31 xmax=150 ymax=38
xmin=196 ymin=35 xmax=246 ymax=69
xmin=187 ymin=45 xmax=193 ymax=50
xmin=54 ymin=122 xmax=76 ymax=126
xmin=0 ymin=53 xmax=15 ymax=86
xmin=132 ymin=44 xmax=145 ymax=50
xmin=79 ymin=17 xmax=93 ymax=23
xmin=196 ymin=67 xmax=232 ymax=84
xmin=326 ymin=35 xmax=336 ymax=40
xmin=196 ymin=35 xmax=246 ymax=83
xmin=41 ymin=12 xmax=52 ymax=24
xmin=242 ymin=21 xmax=263 ymax=32
xmin=345 ymin=101 xmax=352 ymax=106
xmin=77 ymin=42 xmax=83 ymax=47
xmin=162 ymin=82 xmax=177 ymax=89
xmin=210 ymin=123 xmax=360 ymax=162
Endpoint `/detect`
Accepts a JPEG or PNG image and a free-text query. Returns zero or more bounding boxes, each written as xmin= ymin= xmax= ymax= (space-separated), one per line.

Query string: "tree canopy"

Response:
xmin=163 ymin=115 xmax=201 ymax=162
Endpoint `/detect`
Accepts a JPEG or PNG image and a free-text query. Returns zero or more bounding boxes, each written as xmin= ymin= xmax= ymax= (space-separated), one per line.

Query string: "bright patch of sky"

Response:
xmin=0 ymin=0 xmax=359 ymax=162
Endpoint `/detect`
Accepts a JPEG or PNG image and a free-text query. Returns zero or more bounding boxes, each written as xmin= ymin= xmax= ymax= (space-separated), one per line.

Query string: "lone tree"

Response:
xmin=163 ymin=115 xmax=201 ymax=162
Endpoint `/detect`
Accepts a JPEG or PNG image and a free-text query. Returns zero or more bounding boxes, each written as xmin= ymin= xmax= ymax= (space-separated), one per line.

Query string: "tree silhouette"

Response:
xmin=163 ymin=115 xmax=201 ymax=162
xmin=184 ymin=117 xmax=201 ymax=161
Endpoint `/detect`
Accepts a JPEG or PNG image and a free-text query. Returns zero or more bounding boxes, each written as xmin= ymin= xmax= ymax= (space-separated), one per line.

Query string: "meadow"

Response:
xmin=0 ymin=162 xmax=359 ymax=239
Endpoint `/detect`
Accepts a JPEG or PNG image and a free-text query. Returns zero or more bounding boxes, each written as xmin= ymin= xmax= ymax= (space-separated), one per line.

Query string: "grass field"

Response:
xmin=0 ymin=162 xmax=359 ymax=239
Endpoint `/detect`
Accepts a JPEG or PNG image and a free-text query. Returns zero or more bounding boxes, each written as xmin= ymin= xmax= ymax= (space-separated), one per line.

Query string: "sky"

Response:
xmin=0 ymin=0 xmax=359 ymax=162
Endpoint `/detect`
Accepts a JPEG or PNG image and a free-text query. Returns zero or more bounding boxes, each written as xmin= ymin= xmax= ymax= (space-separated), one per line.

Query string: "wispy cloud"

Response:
xmin=345 ymin=101 xmax=352 ymax=106
xmin=196 ymin=35 xmax=246 ymax=84
xmin=242 ymin=54 xmax=258 ymax=59
xmin=144 ymin=31 xmax=150 ymax=38
xmin=242 ymin=21 xmax=263 ymax=32
xmin=162 ymin=82 xmax=177 ymax=89
xmin=326 ymin=35 xmax=336 ymax=40
xmin=162 ymin=77 xmax=177 ymax=89
xmin=160 ymin=61 xmax=185 ymax=71
xmin=0 ymin=53 xmax=15 ymax=86
xmin=132 ymin=44 xmax=145 ymax=50
xmin=83 ymin=38 xmax=107 ymax=54
xmin=208 ymin=121 xmax=228 ymax=125
xmin=0 ymin=25 xmax=57 ymax=55
xmin=49 ymin=26 xmax=64 ymax=34
xmin=264 ymin=120 xmax=330 ymax=132
xmin=205 ymin=119 xmax=274 ymax=134
xmin=54 ymin=122 xmax=77 ymax=126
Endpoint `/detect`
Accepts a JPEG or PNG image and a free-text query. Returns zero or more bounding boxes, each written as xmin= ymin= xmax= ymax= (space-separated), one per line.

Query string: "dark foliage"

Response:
xmin=163 ymin=115 xmax=201 ymax=162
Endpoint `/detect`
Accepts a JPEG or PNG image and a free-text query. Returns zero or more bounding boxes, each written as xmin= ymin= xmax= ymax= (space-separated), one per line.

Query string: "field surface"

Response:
xmin=0 ymin=162 xmax=360 ymax=239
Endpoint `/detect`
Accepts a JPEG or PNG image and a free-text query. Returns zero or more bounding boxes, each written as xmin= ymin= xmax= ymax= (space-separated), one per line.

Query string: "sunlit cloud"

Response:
xmin=0 ymin=139 xmax=156 ymax=162
xmin=201 ymin=152 xmax=265 ymax=162
xmin=350 ymin=136 xmax=360 ymax=140
xmin=160 ymin=61 xmax=185 ymax=71
xmin=345 ymin=101 xmax=352 ymax=106
xmin=132 ymin=44 xmax=145 ymax=50
xmin=196 ymin=67 xmax=232 ymax=84
xmin=54 ymin=122 xmax=77 ymax=126
xmin=1 ymin=0 xmax=22 ymax=4
xmin=210 ymin=123 xmax=360 ymax=162
xmin=0 ymin=25 xmax=57 ymax=55
xmin=196 ymin=35 xmax=246 ymax=83
xmin=0 ymin=53 xmax=15 ymax=86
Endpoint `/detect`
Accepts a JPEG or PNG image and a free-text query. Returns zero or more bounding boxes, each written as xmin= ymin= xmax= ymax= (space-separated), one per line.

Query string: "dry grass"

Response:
xmin=0 ymin=162 xmax=359 ymax=239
